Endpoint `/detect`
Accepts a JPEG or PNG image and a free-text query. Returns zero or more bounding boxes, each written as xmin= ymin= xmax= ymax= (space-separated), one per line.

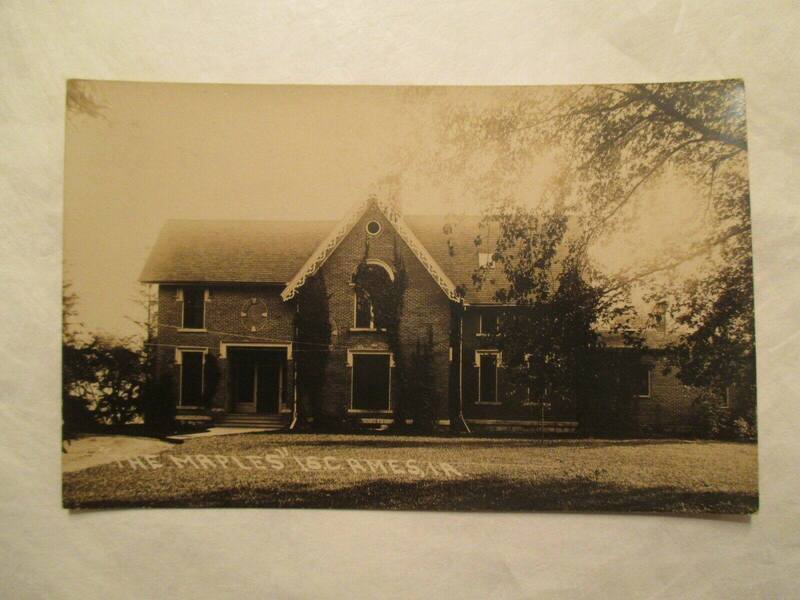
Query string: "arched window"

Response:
xmin=354 ymin=286 xmax=374 ymax=329
xmin=352 ymin=260 xmax=394 ymax=331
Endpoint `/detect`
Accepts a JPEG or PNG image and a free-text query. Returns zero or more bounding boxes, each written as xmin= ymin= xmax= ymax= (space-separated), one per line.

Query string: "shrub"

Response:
xmin=62 ymin=342 xmax=97 ymax=438
xmin=693 ymin=392 xmax=756 ymax=440
xmin=141 ymin=370 xmax=176 ymax=433
xmin=91 ymin=342 xmax=143 ymax=426
xmin=62 ymin=395 xmax=95 ymax=439
xmin=693 ymin=396 xmax=730 ymax=439
xmin=733 ymin=416 xmax=757 ymax=441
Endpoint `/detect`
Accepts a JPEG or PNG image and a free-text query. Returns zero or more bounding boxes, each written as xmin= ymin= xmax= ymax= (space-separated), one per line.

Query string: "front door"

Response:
xmin=255 ymin=358 xmax=280 ymax=414
xmin=231 ymin=350 xmax=283 ymax=414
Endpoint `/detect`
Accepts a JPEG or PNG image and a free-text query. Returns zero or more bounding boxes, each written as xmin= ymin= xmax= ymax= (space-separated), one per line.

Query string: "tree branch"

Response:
xmin=632 ymin=84 xmax=747 ymax=152
xmin=583 ymin=138 xmax=703 ymax=244
xmin=600 ymin=223 xmax=749 ymax=296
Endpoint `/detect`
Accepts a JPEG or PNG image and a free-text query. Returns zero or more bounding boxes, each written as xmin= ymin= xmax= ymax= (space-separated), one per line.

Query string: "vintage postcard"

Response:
xmin=62 ymin=80 xmax=757 ymax=512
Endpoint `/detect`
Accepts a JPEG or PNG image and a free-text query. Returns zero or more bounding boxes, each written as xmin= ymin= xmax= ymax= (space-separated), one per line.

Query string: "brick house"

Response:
xmin=140 ymin=196 xmax=700 ymax=432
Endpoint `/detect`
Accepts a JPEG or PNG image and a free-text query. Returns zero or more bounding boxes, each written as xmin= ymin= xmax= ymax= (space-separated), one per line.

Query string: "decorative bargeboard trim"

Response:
xmin=280 ymin=196 xmax=461 ymax=302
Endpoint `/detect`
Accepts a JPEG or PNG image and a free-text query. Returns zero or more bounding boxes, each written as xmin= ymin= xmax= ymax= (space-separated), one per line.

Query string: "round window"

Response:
xmin=366 ymin=220 xmax=382 ymax=235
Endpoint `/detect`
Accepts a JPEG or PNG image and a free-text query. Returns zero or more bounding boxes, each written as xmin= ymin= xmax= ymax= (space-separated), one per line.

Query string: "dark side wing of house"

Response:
xmin=140 ymin=197 xmax=700 ymax=433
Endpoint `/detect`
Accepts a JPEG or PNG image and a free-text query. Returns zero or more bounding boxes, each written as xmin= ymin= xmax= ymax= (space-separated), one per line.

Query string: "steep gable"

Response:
xmin=139 ymin=205 xmax=525 ymax=305
xmin=280 ymin=197 xmax=460 ymax=302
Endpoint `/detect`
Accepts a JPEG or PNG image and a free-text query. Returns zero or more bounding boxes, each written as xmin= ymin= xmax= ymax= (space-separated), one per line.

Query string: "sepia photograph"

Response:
xmin=62 ymin=80 xmax=757 ymax=513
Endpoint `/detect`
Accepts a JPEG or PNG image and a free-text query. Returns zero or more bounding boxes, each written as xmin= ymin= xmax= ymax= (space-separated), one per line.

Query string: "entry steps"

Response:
xmin=219 ymin=413 xmax=290 ymax=430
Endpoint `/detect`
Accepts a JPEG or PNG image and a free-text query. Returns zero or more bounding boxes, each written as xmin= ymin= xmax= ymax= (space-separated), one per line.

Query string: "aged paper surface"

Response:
xmin=2 ymin=1 xmax=799 ymax=598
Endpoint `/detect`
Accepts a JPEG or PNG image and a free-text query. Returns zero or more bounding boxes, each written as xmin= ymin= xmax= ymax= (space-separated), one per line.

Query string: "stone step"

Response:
xmin=219 ymin=413 xmax=290 ymax=429
xmin=220 ymin=424 xmax=288 ymax=429
xmin=222 ymin=415 xmax=287 ymax=421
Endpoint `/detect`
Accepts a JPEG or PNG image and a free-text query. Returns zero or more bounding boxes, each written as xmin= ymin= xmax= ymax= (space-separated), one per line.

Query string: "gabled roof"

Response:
xmin=140 ymin=219 xmax=334 ymax=284
xmin=280 ymin=197 xmax=460 ymax=302
xmin=404 ymin=214 xmax=510 ymax=304
xmin=139 ymin=204 xmax=511 ymax=303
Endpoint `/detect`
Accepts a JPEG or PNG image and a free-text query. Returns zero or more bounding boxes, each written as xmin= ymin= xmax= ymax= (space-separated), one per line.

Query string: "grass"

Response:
xmin=62 ymin=434 xmax=758 ymax=513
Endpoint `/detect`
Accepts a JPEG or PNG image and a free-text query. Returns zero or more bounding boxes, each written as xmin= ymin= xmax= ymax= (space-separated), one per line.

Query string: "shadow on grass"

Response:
xmin=243 ymin=434 xmax=740 ymax=451
xmin=65 ymin=474 xmax=758 ymax=514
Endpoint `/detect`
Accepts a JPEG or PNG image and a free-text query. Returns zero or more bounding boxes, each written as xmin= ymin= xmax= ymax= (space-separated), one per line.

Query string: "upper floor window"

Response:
xmin=351 ymin=259 xmax=394 ymax=331
xmin=478 ymin=252 xmax=495 ymax=268
xmin=354 ymin=288 xmax=375 ymax=330
xmin=181 ymin=287 xmax=206 ymax=330
xmin=479 ymin=311 xmax=498 ymax=335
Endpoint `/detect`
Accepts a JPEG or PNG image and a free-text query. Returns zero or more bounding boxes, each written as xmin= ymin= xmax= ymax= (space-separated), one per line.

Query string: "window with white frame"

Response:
xmin=177 ymin=349 xmax=205 ymax=406
xmin=476 ymin=350 xmax=501 ymax=404
xmin=350 ymin=352 xmax=392 ymax=411
xmin=478 ymin=311 xmax=498 ymax=335
xmin=180 ymin=287 xmax=207 ymax=330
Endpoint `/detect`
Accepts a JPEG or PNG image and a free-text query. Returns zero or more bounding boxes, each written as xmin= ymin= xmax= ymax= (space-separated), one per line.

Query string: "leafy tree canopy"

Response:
xmin=438 ymin=81 xmax=754 ymax=402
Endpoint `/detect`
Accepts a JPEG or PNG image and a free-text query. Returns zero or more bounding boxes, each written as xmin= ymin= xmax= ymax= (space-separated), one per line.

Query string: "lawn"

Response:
xmin=62 ymin=434 xmax=758 ymax=513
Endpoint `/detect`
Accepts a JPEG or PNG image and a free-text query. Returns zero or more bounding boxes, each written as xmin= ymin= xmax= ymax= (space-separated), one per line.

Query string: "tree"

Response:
xmin=62 ymin=282 xmax=95 ymax=439
xmin=549 ymin=82 xmax=754 ymax=422
xmin=442 ymin=81 xmax=754 ymax=428
xmin=90 ymin=337 xmax=143 ymax=426
xmin=475 ymin=205 xmax=637 ymax=429
xmin=66 ymin=80 xmax=105 ymax=120
xmin=128 ymin=284 xmax=175 ymax=431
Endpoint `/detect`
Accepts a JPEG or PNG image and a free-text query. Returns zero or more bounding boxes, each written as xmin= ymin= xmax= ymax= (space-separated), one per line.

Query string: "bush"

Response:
xmin=693 ymin=393 xmax=756 ymax=440
xmin=91 ymin=343 xmax=143 ymax=426
xmin=63 ymin=342 xmax=97 ymax=438
xmin=732 ymin=416 xmax=757 ymax=441
xmin=62 ymin=395 xmax=95 ymax=440
xmin=141 ymin=370 xmax=176 ymax=433
xmin=694 ymin=397 xmax=730 ymax=439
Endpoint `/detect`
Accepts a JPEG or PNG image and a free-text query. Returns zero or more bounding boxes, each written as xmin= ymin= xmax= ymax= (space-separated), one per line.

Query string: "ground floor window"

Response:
xmin=351 ymin=353 xmax=391 ymax=411
xmin=179 ymin=350 xmax=205 ymax=406
xmin=633 ymin=364 xmax=651 ymax=397
xmin=477 ymin=351 xmax=500 ymax=404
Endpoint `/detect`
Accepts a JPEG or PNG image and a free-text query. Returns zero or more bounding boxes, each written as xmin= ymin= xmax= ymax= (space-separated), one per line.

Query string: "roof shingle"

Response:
xmin=140 ymin=215 xmax=510 ymax=302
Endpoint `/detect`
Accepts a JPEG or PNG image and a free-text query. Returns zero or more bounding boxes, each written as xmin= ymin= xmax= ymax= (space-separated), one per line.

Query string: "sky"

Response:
xmin=64 ymin=81 xmax=711 ymax=338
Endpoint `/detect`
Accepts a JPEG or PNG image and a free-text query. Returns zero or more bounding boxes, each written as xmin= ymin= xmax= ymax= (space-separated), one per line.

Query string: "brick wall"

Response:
xmin=637 ymin=357 xmax=702 ymax=433
xmin=152 ymin=205 xmax=455 ymax=421
xmin=156 ymin=284 xmax=296 ymax=412
xmin=316 ymin=204 xmax=454 ymax=421
xmin=458 ymin=307 xmax=578 ymax=423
